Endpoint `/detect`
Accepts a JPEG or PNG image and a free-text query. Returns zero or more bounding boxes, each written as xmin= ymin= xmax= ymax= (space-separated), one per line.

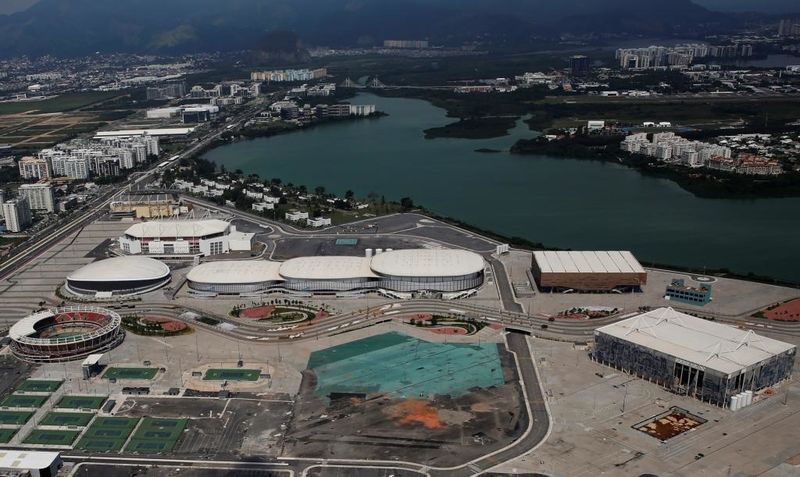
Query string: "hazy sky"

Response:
xmin=0 ymin=0 xmax=797 ymax=16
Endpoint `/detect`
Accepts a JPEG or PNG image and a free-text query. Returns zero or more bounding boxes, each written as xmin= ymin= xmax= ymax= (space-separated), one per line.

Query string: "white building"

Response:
xmin=0 ymin=450 xmax=62 ymax=477
xmin=19 ymin=183 xmax=55 ymax=213
xmin=307 ymin=217 xmax=332 ymax=227
xmin=64 ymin=157 xmax=90 ymax=179
xmin=3 ymin=197 xmax=33 ymax=232
xmin=285 ymin=211 xmax=309 ymax=222
xmin=18 ymin=156 xmax=51 ymax=179
xmin=119 ymin=219 xmax=233 ymax=256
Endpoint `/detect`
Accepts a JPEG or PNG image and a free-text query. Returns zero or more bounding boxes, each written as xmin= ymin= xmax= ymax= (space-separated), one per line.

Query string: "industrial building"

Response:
xmin=532 ymin=250 xmax=647 ymax=292
xmin=65 ymin=256 xmax=171 ymax=297
xmin=119 ymin=219 xmax=235 ymax=256
xmin=186 ymin=248 xmax=485 ymax=295
xmin=109 ymin=192 xmax=181 ymax=219
xmin=0 ymin=450 xmax=62 ymax=477
xmin=594 ymin=308 xmax=796 ymax=406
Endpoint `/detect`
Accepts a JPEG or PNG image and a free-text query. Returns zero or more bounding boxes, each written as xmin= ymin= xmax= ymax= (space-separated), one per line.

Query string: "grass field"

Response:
xmin=125 ymin=418 xmax=186 ymax=453
xmin=203 ymin=368 xmax=261 ymax=381
xmin=56 ymin=395 xmax=106 ymax=410
xmin=16 ymin=380 xmax=63 ymax=393
xmin=0 ymin=428 xmax=17 ymax=443
xmin=24 ymin=428 xmax=80 ymax=445
xmin=0 ymin=394 xmax=49 ymax=408
xmin=103 ymin=367 xmax=158 ymax=380
xmin=76 ymin=417 xmax=139 ymax=452
xmin=0 ymin=410 xmax=34 ymax=425
xmin=40 ymin=411 xmax=95 ymax=427
xmin=0 ymin=91 xmax=120 ymax=115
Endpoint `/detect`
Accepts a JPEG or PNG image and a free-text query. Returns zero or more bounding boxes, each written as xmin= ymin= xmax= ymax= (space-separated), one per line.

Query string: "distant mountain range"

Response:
xmin=0 ymin=0 xmax=776 ymax=58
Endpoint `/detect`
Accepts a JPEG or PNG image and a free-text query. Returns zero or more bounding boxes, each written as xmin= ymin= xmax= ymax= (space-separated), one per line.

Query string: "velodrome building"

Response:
xmin=186 ymin=249 xmax=485 ymax=295
xmin=65 ymin=256 xmax=171 ymax=297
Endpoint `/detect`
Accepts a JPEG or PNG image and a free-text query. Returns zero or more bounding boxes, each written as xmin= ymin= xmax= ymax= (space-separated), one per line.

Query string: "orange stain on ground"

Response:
xmin=386 ymin=399 xmax=443 ymax=429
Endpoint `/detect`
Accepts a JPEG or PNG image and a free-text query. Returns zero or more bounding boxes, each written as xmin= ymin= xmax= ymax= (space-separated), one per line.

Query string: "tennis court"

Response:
xmin=16 ymin=379 xmax=63 ymax=393
xmin=24 ymin=428 xmax=80 ymax=445
xmin=56 ymin=395 xmax=106 ymax=410
xmin=103 ymin=367 xmax=158 ymax=380
xmin=76 ymin=417 xmax=140 ymax=452
xmin=203 ymin=368 xmax=260 ymax=381
xmin=0 ymin=410 xmax=34 ymax=425
xmin=125 ymin=418 xmax=186 ymax=453
xmin=0 ymin=428 xmax=17 ymax=443
xmin=0 ymin=394 xmax=49 ymax=408
xmin=40 ymin=411 xmax=95 ymax=427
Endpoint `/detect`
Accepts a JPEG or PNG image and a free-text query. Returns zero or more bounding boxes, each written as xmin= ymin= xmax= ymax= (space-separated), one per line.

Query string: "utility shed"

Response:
xmin=594 ymin=307 xmax=796 ymax=406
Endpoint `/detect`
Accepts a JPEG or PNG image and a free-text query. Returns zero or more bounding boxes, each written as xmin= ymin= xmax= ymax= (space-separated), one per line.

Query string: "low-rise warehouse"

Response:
xmin=532 ymin=250 xmax=647 ymax=292
xmin=593 ymin=307 xmax=796 ymax=406
xmin=186 ymin=248 xmax=485 ymax=295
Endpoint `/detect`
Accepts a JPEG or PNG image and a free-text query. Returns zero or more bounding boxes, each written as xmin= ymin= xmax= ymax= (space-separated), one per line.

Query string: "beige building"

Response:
xmin=532 ymin=250 xmax=647 ymax=292
xmin=109 ymin=193 xmax=180 ymax=219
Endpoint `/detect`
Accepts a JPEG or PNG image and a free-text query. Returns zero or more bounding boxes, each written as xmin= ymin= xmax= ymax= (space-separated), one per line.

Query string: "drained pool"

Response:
xmin=307 ymin=332 xmax=505 ymax=399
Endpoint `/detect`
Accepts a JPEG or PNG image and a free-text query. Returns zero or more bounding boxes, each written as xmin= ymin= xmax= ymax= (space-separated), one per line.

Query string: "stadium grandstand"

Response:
xmin=9 ymin=306 xmax=124 ymax=362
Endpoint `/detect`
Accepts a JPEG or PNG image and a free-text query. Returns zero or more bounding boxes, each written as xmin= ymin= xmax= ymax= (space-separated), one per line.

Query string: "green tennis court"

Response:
xmin=0 ymin=428 xmax=17 ymax=443
xmin=24 ymin=428 xmax=80 ymax=445
xmin=55 ymin=395 xmax=106 ymax=410
xmin=125 ymin=418 xmax=186 ymax=453
xmin=203 ymin=368 xmax=260 ymax=381
xmin=0 ymin=394 xmax=49 ymax=408
xmin=16 ymin=380 xmax=63 ymax=393
xmin=103 ymin=367 xmax=158 ymax=380
xmin=40 ymin=411 xmax=95 ymax=427
xmin=76 ymin=417 xmax=139 ymax=452
xmin=0 ymin=410 xmax=34 ymax=425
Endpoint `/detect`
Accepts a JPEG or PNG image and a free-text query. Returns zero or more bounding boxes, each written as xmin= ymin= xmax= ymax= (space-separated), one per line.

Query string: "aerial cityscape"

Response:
xmin=0 ymin=1 xmax=800 ymax=476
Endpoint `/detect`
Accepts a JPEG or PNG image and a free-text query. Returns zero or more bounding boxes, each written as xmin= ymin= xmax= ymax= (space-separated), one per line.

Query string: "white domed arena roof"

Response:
xmin=370 ymin=249 xmax=484 ymax=277
xmin=67 ymin=256 xmax=170 ymax=283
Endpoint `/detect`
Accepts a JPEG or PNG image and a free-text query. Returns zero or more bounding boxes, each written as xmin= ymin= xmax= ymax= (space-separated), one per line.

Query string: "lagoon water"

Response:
xmin=203 ymin=93 xmax=800 ymax=282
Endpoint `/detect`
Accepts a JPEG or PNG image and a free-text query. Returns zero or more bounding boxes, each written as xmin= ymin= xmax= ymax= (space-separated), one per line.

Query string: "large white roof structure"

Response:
xmin=534 ymin=251 xmax=645 ymax=274
xmin=0 ymin=450 xmax=60 ymax=471
xmin=595 ymin=308 xmax=796 ymax=375
xmin=370 ymin=249 xmax=484 ymax=277
xmin=124 ymin=219 xmax=229 ymax=239
xmin=67 ymin=256 xmax=170 ymax=283
xmin=186 ymin=260 xmax=283 ymax=284
xmin=94 ymin=127 xmax=194 ymax=138
xmin=279 ymin=256 xmax=377 ymax=280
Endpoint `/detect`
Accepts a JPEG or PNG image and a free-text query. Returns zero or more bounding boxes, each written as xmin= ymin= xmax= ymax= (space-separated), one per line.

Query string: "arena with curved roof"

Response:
xmin=9 ymin=306 xmax=124 ymax=362
xmin=65 ymin=256 xmax=171 ymax=297
xmin=185 ymin=249 xmax=485 ymax=295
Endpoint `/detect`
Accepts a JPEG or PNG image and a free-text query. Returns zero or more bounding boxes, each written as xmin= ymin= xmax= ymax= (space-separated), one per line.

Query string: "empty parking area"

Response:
xmin=56 ymin=395 xmax=106 ymax=410
xmin=76 ymin=417 xmax=140 ymax=452
xmin=203 ymin=369 xmax=260 ymax=381
xmin=40 ymin=411 xmax=95 ymax=427
xmin=0 ymin=394 xmax=49 ymax=408
xmin=24 ymin=428 xmax=80 ymax=445
xmin=103 ymin=367 xmax=158 ymax=380
xmin=125 ymin=418 xmax=187 ymax=453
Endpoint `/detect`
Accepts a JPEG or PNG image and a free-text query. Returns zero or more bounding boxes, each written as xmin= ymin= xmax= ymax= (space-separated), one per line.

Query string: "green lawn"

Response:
xmin=24 ymin=428 xmax=80 ymax=445
xmin=203 ymin=368 xmax=261 ymax=381
xmin=103 ymin=367 xmax=158 ymax=380
xmin=55 ymin=395 xmax=106 ymax=410
xmin=40 ymin=411 xmax=95 ymax=427
xmin=16 ymin=380 xmax=63 ymax=393
xmin=0 ymin=91 xmax=121 ymax=115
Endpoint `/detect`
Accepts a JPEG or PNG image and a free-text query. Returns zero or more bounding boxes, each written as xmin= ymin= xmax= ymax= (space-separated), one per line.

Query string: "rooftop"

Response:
xmin=0 ymin=450 xmax=60 ymax=470
xmin=124 ymin=219 xmax=229 ymax=238
xmin=67 ymin=256 xmax=170 ymax=282
xmin=534 ymin=251 xmax=645 ymax=274
xmin=595 ymin=307 xmax=796 ymax=375
xmin=187 ymin=260 xmax=283 ymax=284
xmin=371 ymin=249 xmax=484 ymax=277
xmin=280 ymin=256 xmax=377 ymax=280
